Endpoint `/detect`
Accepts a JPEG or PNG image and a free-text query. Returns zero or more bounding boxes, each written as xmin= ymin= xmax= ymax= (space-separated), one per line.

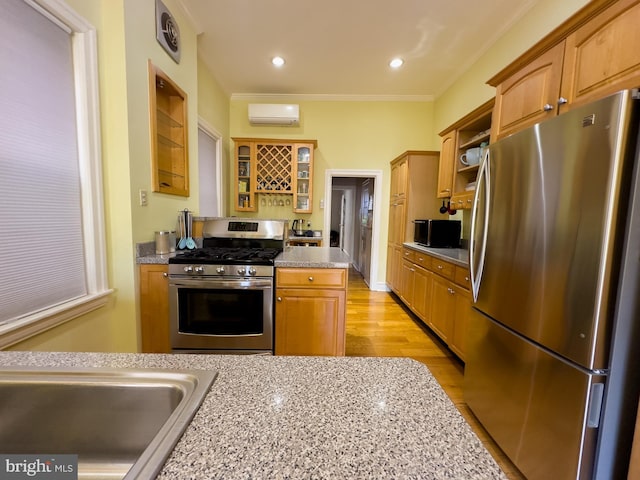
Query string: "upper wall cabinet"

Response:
xmin=438 ymin=98 xmax=493 ymax=209
xmin=490 ymin=44 xmax=564 ymax=140
xmin=561 ymin=0 xmax=640 ymax=109
xmin=232 ymin=138 xmax=317 ymax=213
xmin=489 ymin=0 xmax=640 ymax=140
xmin=149 ymin=62 xmax=189 ymax=196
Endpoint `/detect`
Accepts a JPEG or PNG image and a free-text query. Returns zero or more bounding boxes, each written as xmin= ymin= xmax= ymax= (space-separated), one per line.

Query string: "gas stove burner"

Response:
xmin=170 ymin=247 xmax=281 ymax=265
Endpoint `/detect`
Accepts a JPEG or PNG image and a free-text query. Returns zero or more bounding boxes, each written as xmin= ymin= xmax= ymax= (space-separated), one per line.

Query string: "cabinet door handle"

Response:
xmin=410 ymin=268 xmax=415 ymax=272
xmin=557 ymin=97 xmax=568 ymax=105
xmin=308 ymin=276 xmax=314 ymax=282
xmin=543 ymin=103 xmax=554 ymax=112
xmin=465 ymin=276 xmax=470 ymax=282
xmin=277 ymin=297 xmax=282 ymax=302
xmin=437 ymin=265 xmax=443 ymax=270
xmin=163 ymin=272 xmax=168 ymax=278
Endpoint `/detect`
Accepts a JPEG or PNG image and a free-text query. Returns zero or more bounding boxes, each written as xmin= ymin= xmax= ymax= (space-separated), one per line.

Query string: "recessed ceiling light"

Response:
xmin=389 ymin=58 xmax=404 ymax=69
xmin=272 ymin=56 xmax=285 ymax=67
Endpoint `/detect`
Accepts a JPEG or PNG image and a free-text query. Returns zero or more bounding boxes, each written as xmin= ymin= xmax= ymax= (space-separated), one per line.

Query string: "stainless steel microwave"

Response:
xmin=413 ymin=219 xmax=461 ymax=248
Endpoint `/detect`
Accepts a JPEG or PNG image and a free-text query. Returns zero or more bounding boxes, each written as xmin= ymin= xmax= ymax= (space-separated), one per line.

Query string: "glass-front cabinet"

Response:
xmin=235 ymin=141 xmax=255 ymax=211
xmin=232 ymin=138 xmax=317 ymax=213
xmin=293 ymin=144 xmax=313 ymax=213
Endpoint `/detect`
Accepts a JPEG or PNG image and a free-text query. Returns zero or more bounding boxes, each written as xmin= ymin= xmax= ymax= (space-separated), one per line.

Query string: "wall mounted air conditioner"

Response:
xmin=248 ymin=104 xmax=300 ymax=126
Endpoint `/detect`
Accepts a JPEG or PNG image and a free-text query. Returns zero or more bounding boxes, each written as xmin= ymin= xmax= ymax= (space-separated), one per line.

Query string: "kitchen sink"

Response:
xmin=0 ymin=367 xmax=217 ymax=480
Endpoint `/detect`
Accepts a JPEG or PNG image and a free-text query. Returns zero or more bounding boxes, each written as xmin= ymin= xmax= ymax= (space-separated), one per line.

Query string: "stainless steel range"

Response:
xmin=168 ymin=218 xmax=287 ymax=354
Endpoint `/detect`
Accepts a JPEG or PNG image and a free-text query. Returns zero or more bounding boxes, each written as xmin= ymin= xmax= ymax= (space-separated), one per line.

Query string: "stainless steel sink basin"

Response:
xmin=0 ymin=367 xmax=217 ymax=480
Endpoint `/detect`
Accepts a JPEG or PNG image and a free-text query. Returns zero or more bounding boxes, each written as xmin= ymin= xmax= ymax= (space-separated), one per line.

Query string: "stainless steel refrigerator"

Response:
xmin=465 ymin=90 xmax=640 ymax=480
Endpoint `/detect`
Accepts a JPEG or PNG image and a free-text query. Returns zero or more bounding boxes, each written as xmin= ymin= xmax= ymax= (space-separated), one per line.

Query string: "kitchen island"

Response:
xmin=275 ymin=247 xmax=350 ymax=355
xmin=274 ymin=245 xmax=350 ymax=268
xmin=0 ymin=352 xmax=507 ymax=479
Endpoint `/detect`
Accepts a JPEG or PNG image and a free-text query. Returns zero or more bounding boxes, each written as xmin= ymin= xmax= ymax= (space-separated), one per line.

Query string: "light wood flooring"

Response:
xmin=345 ymin=268 xmax=525 ymax=480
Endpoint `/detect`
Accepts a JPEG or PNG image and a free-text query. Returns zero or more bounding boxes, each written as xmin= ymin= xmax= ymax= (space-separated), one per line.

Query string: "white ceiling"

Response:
xmin=177 ymin=0 xmax=539 ymax=99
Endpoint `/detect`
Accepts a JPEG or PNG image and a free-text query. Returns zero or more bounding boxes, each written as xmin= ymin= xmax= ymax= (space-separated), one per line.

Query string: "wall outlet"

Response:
xmin=139 ymin=189 xmax=148 ymax=206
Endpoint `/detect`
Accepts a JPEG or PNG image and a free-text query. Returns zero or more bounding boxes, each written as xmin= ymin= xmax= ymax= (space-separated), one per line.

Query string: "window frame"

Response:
xmin=0 ymin=0 xmax=111 ymax=348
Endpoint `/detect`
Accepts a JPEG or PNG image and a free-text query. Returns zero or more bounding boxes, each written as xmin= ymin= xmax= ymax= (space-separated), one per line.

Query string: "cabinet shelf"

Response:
xmin=438 ymin=98 xmax=493 ymax=207
xmin=157 ymin=133 xmax=185 ymax=149
xmin=156 ymin=108 xmax=183 ymax=128
xmin=149 ymin=62 xmax=189 ymax=197
xmin=459 ymin=132 xmax=490 ymax=149
xmin=457 ymin=164 xmax=480 ymax=174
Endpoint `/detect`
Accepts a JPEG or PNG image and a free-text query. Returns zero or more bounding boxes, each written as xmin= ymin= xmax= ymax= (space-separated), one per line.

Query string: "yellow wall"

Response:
xmin=433 ymin=0 xmax=590 ymax=135
xmin=9 ymin=0 xmax=229 ymax=352
xmin=229 ymin=99 xmax=436 ymax=287
xmin=198 ymin=57 xmax=231 ymax=214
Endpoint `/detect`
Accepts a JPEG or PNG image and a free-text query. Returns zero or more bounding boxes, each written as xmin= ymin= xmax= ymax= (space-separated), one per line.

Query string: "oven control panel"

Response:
xmin=170 ymin=264 xmax=273 ymax=278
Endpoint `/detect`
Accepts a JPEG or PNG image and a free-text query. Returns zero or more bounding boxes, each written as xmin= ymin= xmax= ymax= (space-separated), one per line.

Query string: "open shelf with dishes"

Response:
xmin=438 ymin=98 xmax=494 ymax=209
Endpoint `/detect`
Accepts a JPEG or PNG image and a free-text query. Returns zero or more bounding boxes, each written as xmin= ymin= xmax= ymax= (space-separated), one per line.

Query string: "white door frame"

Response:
xmin=323 ymin=169 xmax=384 ymax=291
xmin=197 ymin=117 xmax=223 ymax=216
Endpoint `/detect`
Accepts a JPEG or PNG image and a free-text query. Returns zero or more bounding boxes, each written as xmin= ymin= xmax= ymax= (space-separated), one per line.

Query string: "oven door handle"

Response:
xmin=169 ymin=277 xmax=273 ymax=289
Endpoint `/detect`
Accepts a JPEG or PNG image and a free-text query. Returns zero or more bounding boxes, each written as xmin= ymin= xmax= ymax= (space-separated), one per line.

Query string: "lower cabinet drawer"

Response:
xmin=431 ymin=259 xmax=455 ymax=280
xmin=276 ymin=268 xmax=347 ymax=289
xmin=454 ymin=265 xmax=471 ymax=288
xmin=412 ymin=251 xmax=431 ymax=270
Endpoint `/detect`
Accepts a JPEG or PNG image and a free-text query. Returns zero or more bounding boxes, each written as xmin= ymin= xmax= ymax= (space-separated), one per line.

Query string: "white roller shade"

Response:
xmin=0 ymin=0 xmax=87 ymax=324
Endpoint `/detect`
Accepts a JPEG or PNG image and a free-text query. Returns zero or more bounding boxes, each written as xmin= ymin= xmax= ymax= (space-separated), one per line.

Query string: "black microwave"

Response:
xmin=413 ymin=219 xmax=461 ymax=248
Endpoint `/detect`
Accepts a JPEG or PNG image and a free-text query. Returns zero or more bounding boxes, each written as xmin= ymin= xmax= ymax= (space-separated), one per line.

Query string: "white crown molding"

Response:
xmin=230 ymin=93 xmax=434 ymax=103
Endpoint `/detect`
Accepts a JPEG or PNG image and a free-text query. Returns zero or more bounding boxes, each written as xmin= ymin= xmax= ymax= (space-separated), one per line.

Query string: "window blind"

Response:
xmin=0 ymin=0 xmax=87 ymax=325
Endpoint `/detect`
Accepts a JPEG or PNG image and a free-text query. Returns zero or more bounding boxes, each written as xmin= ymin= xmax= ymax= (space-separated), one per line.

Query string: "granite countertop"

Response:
xmin=275 ymin=246 xmax=350 ymax=268
xmin=135 ymin=240 xmax=198 ymax=265
xmin=0 ymin=352 xmax=507 ymax=479
xmin=404 ymin=242 xmax=469 ymax=267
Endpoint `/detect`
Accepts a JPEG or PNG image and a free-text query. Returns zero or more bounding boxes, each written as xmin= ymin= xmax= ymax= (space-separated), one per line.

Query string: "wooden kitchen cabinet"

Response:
xmin=450 ymin=286 xmax=471 ymax=361
xmin=232 ymin=138 xmax=317 ymax=213
xmin=438 ymin=99 xmax=493 ymax=209
xmin=149 ymin=62 xmax=189 ymax=197
xmin=490 ymin=43 xmax=565 ymax=140
xmin=437 ymin=130 xmax=456 ymax=198
xmin=400 ymin=249 xmax=432 ymax=323
xmin=428 ymin=257 xmax=471 ymax=361
xmin=429 ymin=273 xmax=454 ymax=343
xmin=385 ymin=151 xmax=442 ymax=293
xmin=395 ymin=245 xmax=472 ymax=362
xmin=139 ymin=264 xmax=171 ymax=353
xmin=275 ymin=268 xmax=347 ymax=356
xmin=386 ymin=198 xmax=406 ymax=293
xmin=234 ymin=140 xmax=255 ymax=211
xmin=292 ymin=144 xmax=313 ymax=213
xmin=561 ymin=0 xmax=640 ymax=111
xmin=391 ymin=157 xmax=408 ymax=199
xmin=489 ymin=0 xmax=640 ymax=140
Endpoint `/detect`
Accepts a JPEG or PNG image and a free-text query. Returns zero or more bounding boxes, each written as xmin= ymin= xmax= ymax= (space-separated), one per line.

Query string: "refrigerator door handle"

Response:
xmin=470 ymin=148 xmax=491 ymax=302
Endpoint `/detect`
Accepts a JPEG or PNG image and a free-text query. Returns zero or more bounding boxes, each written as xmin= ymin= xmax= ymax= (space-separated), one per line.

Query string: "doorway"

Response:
xmin=323 ymin=169 xmax=383 ymax=290
xmin=197 ymin=119 xmax=223 ymax=216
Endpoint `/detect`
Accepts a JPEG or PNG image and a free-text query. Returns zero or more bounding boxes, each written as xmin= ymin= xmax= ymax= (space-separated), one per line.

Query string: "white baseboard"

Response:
xmin=368 ymin=281 xmax=390 ymax=292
